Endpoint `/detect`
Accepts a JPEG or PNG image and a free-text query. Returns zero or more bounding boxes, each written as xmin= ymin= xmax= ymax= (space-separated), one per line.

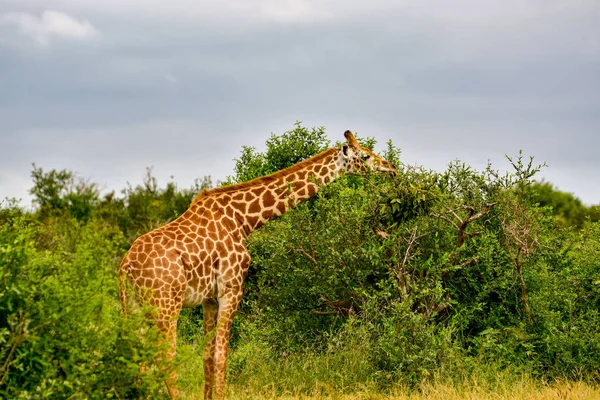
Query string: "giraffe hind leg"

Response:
xmin=213 ymin=291 xmax=243 ymax=400
xmin=153 ymin=300 xmax=182 ymax=399
xmin=203 ymin=300 xmax=219 ymax=400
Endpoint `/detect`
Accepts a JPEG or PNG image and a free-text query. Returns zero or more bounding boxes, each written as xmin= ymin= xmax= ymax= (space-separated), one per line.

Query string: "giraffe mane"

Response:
xmin=191 ymin=147 xmax=339 ymax=203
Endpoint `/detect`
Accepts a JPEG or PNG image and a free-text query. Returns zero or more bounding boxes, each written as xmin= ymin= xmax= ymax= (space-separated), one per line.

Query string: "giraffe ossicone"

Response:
xmin=119 ymin=130 xmax=397 ymax=399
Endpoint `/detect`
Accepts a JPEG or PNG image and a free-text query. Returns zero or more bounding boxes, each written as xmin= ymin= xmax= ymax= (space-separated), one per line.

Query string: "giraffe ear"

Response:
xmin=344 ymin=130 xmax=360 ymax=148
xmin=341 ymin=144 xmax=349 ymax=158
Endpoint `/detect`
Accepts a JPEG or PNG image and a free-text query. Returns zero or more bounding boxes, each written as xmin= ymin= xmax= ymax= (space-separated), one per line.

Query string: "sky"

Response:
xmin=1 ymin=0 xmax=599 ymax=206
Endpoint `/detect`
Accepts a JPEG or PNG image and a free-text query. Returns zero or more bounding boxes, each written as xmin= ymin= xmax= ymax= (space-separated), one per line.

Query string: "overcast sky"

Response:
xmin=1 ymin=0 xmax=599 ymax=206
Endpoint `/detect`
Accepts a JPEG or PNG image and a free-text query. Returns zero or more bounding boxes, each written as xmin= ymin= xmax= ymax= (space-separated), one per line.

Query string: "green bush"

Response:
xmin=0 ymin=210 xmax=166 ymax=398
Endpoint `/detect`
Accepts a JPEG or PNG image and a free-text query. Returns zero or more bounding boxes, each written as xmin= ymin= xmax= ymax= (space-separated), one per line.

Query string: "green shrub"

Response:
xmin=0 ymin=212 xmax=166 ymax=398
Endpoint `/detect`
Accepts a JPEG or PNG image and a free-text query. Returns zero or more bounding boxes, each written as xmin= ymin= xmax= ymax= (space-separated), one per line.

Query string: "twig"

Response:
xmin=515 ymin=248 xmax=532 ymax=318
xmin=316 ymin=295 xmax=354 ymax=316
xmin=0 ymin=311 xmax=26 ymax=386
xmin=435 ymin=203 xmax=497 ymax=279
xmin=296 ymin=244 xmax=318 ymax=266
xmin=435 ymin=203 xmax=496 ymax=250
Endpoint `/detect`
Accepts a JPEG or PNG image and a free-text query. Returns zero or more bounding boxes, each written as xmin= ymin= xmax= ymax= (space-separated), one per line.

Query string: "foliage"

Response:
xmin=531 ymin=181 xmax=600 ymax=228
xmin=0 ymin=209 xmax=167 ymax=398
xmin=2 ymin=122 xmax=600 ymax=397
xmin=228 ymin=121 xmax=330 ymax=184
xmin=30 ymin=163 xmax=100 ymax=223
xmin=116 ymin=168 xmax=212 ymax=240
xmin=235 ymin=134 xmax=600 ymax=387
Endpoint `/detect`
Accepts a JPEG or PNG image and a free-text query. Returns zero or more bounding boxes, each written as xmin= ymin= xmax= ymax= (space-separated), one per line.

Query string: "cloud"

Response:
xmin=0 ymin=10 xmax=99 ymax=45
xmin=164 ymin=73 xmax=178 ymax=83
xmin=0 ymin=0 xmax=598 ymax=204
xmin=1 ymin=119 xmax=238 ymax=206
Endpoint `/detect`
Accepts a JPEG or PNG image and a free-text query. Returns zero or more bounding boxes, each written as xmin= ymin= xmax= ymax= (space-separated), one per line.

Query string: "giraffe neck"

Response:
xmin=192 ymin=147 xmax=344 ymax=236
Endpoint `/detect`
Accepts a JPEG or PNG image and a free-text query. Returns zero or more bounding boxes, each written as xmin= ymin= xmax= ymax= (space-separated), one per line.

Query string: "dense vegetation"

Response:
xmin=1 ymin=123 xmax=599 ymax=399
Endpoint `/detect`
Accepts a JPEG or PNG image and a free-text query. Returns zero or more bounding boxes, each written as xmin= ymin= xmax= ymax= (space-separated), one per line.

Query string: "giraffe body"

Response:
xmin=119 ymin=131 xmax=397 ymax=399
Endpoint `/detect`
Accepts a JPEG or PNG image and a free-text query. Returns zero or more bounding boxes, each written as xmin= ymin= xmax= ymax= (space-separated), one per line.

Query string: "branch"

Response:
xmin=311 ymin=310 xmax=339 ymax=315
xmin=399 ymin=226 xmax=429 ymax=270
xmin=401 ymin=226 xmax=419 ymax=268
xmin=454 ymin=257 xmax=479 ymax=269
xmin=437 ymin=203 xmax=497 ymax=280
xmin=463 ymin=205 xmax=476 ymax=216
xmin=465 ymin=231 xmax=483 ymax=241
xmin=515 ymin=248 xmax=533 ymax=320
xmin=317 ymin=295 xmax=354 ymax=316
xmin=437 ymin=203 xmax=497 ymax=250
xmin=464 ymin=203 xmax=497 ymax=225
xmin=0 ymin=311 xmax=26 ymax=386
xmin=435 ymin=214 xmax=460 ymax=231
xmin=449 ymin=209 xmax=463 ymax=226
xmin=296 ymin=244 xmax=318 ymax=266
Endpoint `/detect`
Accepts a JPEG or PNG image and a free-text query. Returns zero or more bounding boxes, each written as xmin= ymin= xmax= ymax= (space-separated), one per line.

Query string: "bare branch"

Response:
xmin=399 ymin=225 xmax=429 ymax=269
xmin=515 ymin=248 xmax=532 ymax=319
xmin=433 ymin=213 xmax=460 ymax=231
xmin=463 ymin=205 xmax=476 ymax=217
xmin=465 ymin=203 xmax=497 ymax=225
xmin=402 ymin=226 xmax=419 ymax=268
xmin=465 ymin=231 xmax=483 ymax=240
xmin=296 ymin=245 xmax=318 ymax=266
xmin=437 ymin=202 xmax=497 ymax=250
xmin=438 ymin=202 xmax=497 ymax=282
xmin=449 ymin=209 xmax=463 ymax=225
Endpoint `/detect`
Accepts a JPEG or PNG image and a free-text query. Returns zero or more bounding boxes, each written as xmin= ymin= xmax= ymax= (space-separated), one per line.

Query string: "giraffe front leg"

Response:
xmin=214 ymin=291 xmax=243 ymax=400
xmin=203 ymin=300 xmax=218 ymax=400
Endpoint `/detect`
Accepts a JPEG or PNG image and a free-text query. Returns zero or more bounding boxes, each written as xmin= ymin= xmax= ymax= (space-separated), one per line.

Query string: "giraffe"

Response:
xmin=119 ymin=130 xmax=397 ymax=399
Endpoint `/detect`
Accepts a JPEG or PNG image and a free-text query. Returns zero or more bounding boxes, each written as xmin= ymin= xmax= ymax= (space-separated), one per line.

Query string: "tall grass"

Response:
xmin=176 ymin=339 xmax=600 ymax=400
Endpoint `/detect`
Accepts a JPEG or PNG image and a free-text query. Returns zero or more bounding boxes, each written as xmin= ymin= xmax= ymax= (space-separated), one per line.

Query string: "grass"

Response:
xmin=189 ymin=378 xmax=600 ymax=400
xmin=175 ymin=341 xmax=600 ymax=400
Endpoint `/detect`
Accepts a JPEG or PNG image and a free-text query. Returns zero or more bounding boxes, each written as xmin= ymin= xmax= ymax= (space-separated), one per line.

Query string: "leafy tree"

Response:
xmin=228 ymin=122 xmax=330 ymax=183
xmin=30 ymin=163 xmax=100 ymax=222
xmin=531 ymin=181 xmax=600 ymax=228
xmin=118 ymin=168 xmax=212 ymax=239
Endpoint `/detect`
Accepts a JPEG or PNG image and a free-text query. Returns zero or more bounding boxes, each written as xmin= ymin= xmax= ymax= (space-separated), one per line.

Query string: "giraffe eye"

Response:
xmin=362 ymin=154 xmax=371 ymax=161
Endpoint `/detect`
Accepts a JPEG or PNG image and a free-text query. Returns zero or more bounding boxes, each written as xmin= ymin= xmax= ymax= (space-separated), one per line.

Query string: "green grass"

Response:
xmin=175 ymin=341 xmax=600 ymax=400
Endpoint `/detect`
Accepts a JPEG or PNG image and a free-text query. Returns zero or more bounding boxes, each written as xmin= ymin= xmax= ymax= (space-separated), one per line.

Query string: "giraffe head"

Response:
xmin=339 ymin=130 xmax=398 ymax=176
